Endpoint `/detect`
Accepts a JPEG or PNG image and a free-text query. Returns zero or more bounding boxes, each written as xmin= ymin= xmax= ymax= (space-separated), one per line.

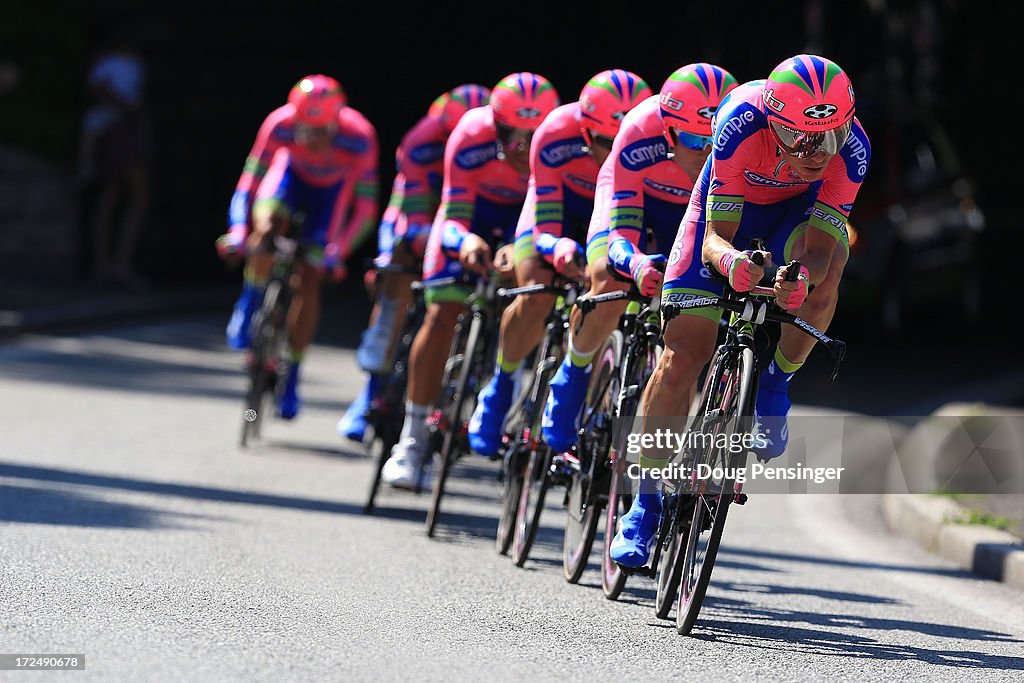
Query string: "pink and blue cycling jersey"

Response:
xmin=587 ymin=95 xmax=697 ymax=273
xmin=229 ymin=104 xmax=379 ymax=255
xmin=375 ymin=113 xmax=448 ymax=265
xmin=512 ymin=103 xmax=598 ymax=264
xmin=422 ymin=105 xmax=530 ymax=283
xmin=662 ymin=79 xmax=871 ymax=313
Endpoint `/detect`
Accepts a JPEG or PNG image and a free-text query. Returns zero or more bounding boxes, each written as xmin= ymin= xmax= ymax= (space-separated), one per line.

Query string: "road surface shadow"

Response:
xmin=0 ymin=461 xmax=363 ymax=519
xmin=261 ymin=439 xmax=365 ymax=461
xmin=0 ymin=482 xmax=204 ymax=529
xmin=719 ymin=546 xmax=976 ymax=579
xmin=690 ymin=595 xmax=1024 ymax=669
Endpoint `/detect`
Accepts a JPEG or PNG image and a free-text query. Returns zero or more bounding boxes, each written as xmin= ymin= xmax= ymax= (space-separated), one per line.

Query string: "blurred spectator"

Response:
xmin=78 ymin=26 xmax=150 ymax=291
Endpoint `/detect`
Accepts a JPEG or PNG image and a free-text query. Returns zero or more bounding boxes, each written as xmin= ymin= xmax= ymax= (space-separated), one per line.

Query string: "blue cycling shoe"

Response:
xmin=226 ymin=283 xmax=263 ymax=350
xmin=468 ymin=371 xmax=515 ymax=457
xmin=609 ymin=479 xmax=663 ymax=568
xmin=276 ymin=363 xmax=301 ymax=420
xmin=541 ymin=358 xmax=591 ymax=452
xmin=336 ymin=374 xmax=379 ymax=442
xmin=752 ymin=376 xmax=792 ymax=461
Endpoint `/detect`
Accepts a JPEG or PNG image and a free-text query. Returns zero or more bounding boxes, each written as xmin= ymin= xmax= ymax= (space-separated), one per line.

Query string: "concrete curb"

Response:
xmin=883 ymin=494 xmax=1024 ymax=589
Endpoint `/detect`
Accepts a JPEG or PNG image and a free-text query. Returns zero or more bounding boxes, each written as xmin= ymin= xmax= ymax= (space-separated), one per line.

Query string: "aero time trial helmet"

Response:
xmin=429 ymin=83 xmax=492 ymax=134
xmin=659 ymin=63 xmax=738 ymax=151
xmin=763 ymin=54 xmax=855 ymax=158
xmin=578 ymin=69 xmax=652 ymax=150
xmin=288 ymin=75 xmax=346 ymax=127
xmin=490 ymin=72 xmax=560 ymax=131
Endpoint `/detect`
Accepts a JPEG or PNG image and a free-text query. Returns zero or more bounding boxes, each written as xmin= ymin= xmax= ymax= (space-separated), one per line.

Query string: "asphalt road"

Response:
xmin=1 ymin=315 xmax=1023 ymax=681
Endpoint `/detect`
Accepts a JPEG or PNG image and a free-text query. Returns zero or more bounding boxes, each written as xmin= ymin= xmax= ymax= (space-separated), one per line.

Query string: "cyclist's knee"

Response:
xmin=661 ymin=317 xmax=717 ymax=384
xmin=391 ymin=240 xmax=418 ymax=269
xmin=296 ymin=262 xmax=322 ymax=294
xmin=513 ymin=256 xmax=552 ymax=287
xmin=423 ymin=301 xmax=461 ymax=331
xmin=587 ymin=256 xmax=628 ymax=295
xmin=516 ymin=288 xmax=554 ymax=322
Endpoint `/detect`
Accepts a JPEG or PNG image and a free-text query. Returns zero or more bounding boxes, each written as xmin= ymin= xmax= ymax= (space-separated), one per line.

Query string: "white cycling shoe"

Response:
xmin=381 ymin=439 xmax=433 ymax=490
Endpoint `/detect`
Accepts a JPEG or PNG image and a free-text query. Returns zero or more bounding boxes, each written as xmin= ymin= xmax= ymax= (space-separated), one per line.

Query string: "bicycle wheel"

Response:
xmin=511 ymin=444 xmax=552 ymax=567
xmin=497 ymin=339 xmax=552 ymax=557
xmin=654 ymin=495 xmax=695 ymax=619
xmin=496 ymin=443 xmax=526 ymax=555
xmin=563 ymin=332 xmax=620 ymax=583
xmin=363 ymin=312 xmax=418 ymax=510
xmin=363 ymin=421 xmax=400 ymax=514
xmin=675 ymin=346 xmax=756 ymax=636
xmin=601 ymin=334 xmax=661 ymax=599
xmin=239 ymin=280 xmax=283 ymax=447
xmin=601 ymin=445 xmax=631 ymax=599
xmin=425 ymin=310 xmax=478 ymax=538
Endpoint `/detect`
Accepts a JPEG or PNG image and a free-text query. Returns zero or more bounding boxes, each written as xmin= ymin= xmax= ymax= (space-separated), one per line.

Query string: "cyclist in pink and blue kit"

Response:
xmin=541 ymin=64 xmax=738 ymax=453
xmin=337 ymin=84 xmax=490 ymax=442
xmin=216 ymin=75 xmax=379 ymax=419
xmin=610 ymin=55 xmax=871 ymax=567
xmin=466 ymin=69 xmax=652 ymax=457
xmin=381 ymin=72 xmax=560 ymax=489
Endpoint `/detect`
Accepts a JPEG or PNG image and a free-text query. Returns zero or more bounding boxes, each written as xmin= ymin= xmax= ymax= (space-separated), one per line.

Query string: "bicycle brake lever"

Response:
xmin=573 ymin=298 xmax=593 ymax=335
xmin=828 ymin=340 xmax=847 ymax=382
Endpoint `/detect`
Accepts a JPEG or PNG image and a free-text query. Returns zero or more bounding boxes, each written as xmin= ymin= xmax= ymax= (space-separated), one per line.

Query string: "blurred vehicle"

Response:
xmin=841 ymin=112 xmax=985 ymax=333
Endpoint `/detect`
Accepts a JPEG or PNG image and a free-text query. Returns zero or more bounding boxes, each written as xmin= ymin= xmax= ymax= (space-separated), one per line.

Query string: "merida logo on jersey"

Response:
xmin=811 ymin=205 xmax=847 ymax=231
xmin=409 ymin=142 xmax=445 ymax=165
xmin=456 ymin=141 xmax=499 ymax=170
xmin=620 ymin=137 xmax=668 ymax=171
xmin=540 ymin=139 xmax=587 ymax=168
xmin=709 ymin=201 xmax=743 ymax=213
xmin=643 ymin=178 xmax=689 ymax=198
xmin=714 ymin=109 xmax=756 ymax=152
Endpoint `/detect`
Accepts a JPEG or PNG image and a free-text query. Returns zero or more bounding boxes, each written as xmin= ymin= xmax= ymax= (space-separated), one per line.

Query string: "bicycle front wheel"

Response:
xmin=675 ymin=346 xmax=755 ymax=635
xmin=563 ymin=331 xmax=620 ymax=583
xmin=496 ymin=444 xmax=526 ymax=555
xmin=239 ymin=280 xmax=284 ymax=448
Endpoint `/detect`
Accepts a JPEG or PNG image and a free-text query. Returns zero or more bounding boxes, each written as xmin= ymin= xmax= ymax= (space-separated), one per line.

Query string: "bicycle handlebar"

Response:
xmin=366 ymin=260 xmax=422 ymax=277
xmin=663 ymin=283 xmax=846 ymax=381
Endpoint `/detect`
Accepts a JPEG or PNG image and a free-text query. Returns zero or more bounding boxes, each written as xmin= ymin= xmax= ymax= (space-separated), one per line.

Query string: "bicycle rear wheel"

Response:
xmin=675 ymin=346 xmax=755 ymax=635
xmin=511 ymin=445 xmax=552 ymax=567
xmin=425 ymin=310 xmax=478 ymax=538
xmin=563 ymin=332 xmax=620 ymax=584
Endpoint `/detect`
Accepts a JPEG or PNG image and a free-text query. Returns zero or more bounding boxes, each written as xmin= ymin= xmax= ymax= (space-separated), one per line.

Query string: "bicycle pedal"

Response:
xmin=615 ymin=562 xmax=655 ymax=578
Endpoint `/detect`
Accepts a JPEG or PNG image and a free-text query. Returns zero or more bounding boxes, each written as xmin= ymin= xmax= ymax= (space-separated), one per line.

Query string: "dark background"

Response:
xmin=1 ymin=0 xmax=1011 ymax=402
